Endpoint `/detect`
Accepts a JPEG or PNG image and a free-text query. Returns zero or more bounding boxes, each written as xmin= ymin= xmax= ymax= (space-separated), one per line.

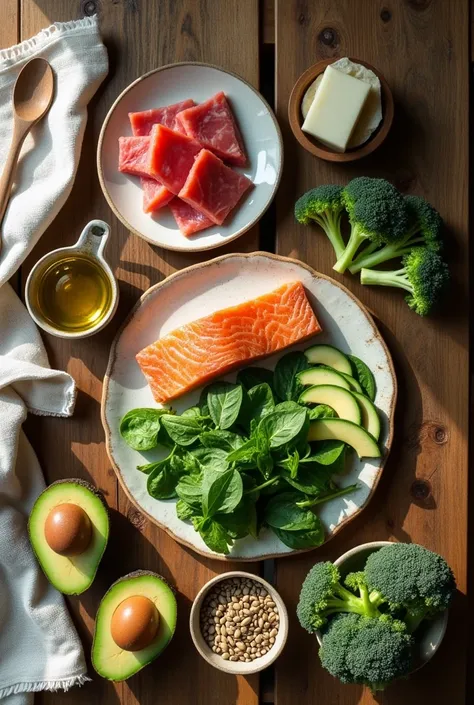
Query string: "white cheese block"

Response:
xmin=301 ymin=65 xmax=371 ymax=152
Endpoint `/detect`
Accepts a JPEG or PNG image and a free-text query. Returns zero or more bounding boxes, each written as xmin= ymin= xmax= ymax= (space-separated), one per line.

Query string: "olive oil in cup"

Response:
xmin=26 ymin=220 xmax=118 ymax=338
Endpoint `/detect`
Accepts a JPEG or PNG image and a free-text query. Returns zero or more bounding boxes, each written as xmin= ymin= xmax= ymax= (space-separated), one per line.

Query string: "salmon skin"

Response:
xmin=136 ymin=281 xmax=322 ymax=403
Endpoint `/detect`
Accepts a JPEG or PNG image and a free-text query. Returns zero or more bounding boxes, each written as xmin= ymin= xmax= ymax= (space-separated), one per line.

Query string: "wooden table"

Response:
xmin=4 ymin=1 xmax=469 ymax=703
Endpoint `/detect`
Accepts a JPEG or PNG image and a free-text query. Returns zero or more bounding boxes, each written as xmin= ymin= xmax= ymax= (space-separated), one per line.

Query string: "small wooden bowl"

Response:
xmin=288 ymin=58 xmax=394 ymax=162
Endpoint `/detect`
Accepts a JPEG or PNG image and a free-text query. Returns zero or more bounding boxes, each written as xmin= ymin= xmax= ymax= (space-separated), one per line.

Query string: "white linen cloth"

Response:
xmin=0 ymin=15 xmax=108 ymax=702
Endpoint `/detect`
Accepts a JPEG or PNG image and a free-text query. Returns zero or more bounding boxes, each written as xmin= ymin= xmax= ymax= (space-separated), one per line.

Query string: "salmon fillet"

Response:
xmin=136 ymin=281 xmax=322 ymax=403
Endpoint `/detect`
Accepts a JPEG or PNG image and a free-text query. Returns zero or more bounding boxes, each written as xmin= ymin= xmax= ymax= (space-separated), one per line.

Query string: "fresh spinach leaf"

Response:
xmin=264 ymin=492 xmax=319 ymax=531
xmin=274 ymin=351 xmax=309 ymax=401
xmin=182 ymin=406 xmax=202 ymax=418
xmin=279 ymin=464 xmax=333 ymax=495
xmin=227 ymin=438 xmax=257 ymax=466
xmin=272 ymin=524 xmax=324 ymax=549
xmin=161 ymin=414 xmax=204 ymax=446
xmin=305 ymin=440 xmax=345 ymax=465
xmin=207 ymin=382 xmax=243 ymax=429
xmin=348 ymin=355 xmax=376 ymax=401
xmin=247 ymin=383 xmax=275 ymax=424
xmin=258 ymin=403 xmax=308 ymax=449
xmin=193 ymin=517 xmax=233 ymax=554
xmin=200 ymin=430 xmax=246 ymax=452
xmin=192 ymin=447 xmax=229 ymax=472
xmin=308 ymin=404 xmax=337 ymax=420
xmin=120 ymin=408 xmax=168 ymax=451
xmin=256 ymin=450 xmax=274 ymax=478
xmin=215 ymin=499 xmax=258 ymax=539
xmin=176 ymin=475 xmax=203 ymax=509
xmin=202 ymin=468 xmax=243 ymax=517
xmin=237 ymin=367 xmax=274 ymax=391
xmin=176 ymin=499 xmax=198 ymax=521
xmin=279 ymin=449 xmax=300 ymax=479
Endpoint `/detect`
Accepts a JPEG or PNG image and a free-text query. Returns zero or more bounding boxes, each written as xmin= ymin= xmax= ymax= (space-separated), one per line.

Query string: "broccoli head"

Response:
xmin=333 ymin=177 xmax=410 ymax=273
xmin=296 ymin=561 xmax=379 ymax=632
xmin=295 ymin=185 xmax=346 ymax=259
xmin=360 ymin=247 xmax=449 ymax=316
xmin=348 ymin=194 xmax=444 ymax=274
xmin=319 ymin=613 xmax=414 ymax=691
xmin=365 ymin=543 xmax=456 ymax=632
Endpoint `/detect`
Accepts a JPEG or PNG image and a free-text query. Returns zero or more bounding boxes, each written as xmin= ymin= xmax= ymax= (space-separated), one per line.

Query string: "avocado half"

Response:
xmin=92 ymin=571 xmax=177 ymax=681
xmin=28 ymin=478 xmax=109 ymax=595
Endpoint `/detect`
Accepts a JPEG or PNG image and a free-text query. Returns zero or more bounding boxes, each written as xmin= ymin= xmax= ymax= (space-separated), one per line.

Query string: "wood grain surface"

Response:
xmin=274 ymin=1 xmax=469 ymax=705
xmin=18 ymin=2 xmax=260 ymax=704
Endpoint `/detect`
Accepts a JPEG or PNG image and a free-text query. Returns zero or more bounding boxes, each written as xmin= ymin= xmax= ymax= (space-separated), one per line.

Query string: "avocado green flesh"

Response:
xmin=298 ymin=367 xmax=351 ymax=390
xmin=300 ymin=385 xmax=361 ymax=425
xmin=92 ymin=574 xmax=177 ymax=681
xmin=352 ymin=391 xmax=381 ymax=440
xmin=28 ymin=483 xmax=109 ymax=595
xmin=338 ymin=371 xmax=363 ymax=393
xmin=309 ymin=419 xmax=381 ymax=458
xmin=304 ymin=344 xmax=352 ymax=375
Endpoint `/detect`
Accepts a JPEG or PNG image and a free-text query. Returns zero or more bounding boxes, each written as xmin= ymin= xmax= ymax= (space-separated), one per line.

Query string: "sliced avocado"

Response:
xmin=352 ymin=391 xmax=381 ymax=440
xmin=298 ymin=367 xmax=351 ymax=390
xmin=92 ymin=571 xmax=177 ymax=681
xmin=337 ymin=371 xmax=363 ymax=394
xmin=28 ymin=479 xmax=109 ymax=595
xmin=308 ymin=419 xmax=381 ymax=458
xmin=299 ymin=385 xmax=361 ymax=425
xmin=304 ymin=344 xmax=352 ymax=375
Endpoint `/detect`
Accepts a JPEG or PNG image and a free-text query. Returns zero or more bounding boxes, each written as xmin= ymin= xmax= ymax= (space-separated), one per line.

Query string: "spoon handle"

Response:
xmin=0 ymin=119 xmax=30 ymax=236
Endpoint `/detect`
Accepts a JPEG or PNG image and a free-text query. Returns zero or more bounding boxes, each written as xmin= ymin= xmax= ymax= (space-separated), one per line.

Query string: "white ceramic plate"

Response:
xmin=102 ymin=253 xmax=397 ymax=560
xmin=97 ymin=63 xmax=283 ymax=252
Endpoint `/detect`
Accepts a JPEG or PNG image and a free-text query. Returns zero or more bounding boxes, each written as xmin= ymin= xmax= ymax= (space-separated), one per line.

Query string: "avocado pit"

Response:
xmin=111 ymin=595 xmax=160 ymax=651
xmin=44 ymin=502 xmax=92 ymax=556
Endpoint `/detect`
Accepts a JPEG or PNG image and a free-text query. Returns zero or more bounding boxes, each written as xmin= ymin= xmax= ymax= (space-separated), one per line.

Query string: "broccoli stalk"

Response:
xmin=360 ymin=247 xmax=449 ymax=316
xmin=296 ymin=562 xmax=380 ymax=632
xmin=319 ymin=613 xmax=414 ymax=692
xmin=333 ymin=177 xmax=410 ymax=274
xmin=348 ymin=194 xmax=444 ymax=274
xmin=294 ymin=185 xmax=346 ymax=259
xmin=364 ymin=543 xmax=456 ymax=634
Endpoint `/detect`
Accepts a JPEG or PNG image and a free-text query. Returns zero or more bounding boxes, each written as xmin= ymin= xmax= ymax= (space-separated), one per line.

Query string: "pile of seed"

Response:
xmin=200 ymin=576 xmax=280 ymax=662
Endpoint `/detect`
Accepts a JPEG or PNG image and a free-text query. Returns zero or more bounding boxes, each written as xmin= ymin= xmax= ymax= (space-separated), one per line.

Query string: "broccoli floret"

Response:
xmin=349 ymin=194 xmax=444 ymax=274
xmin=333 ymin=177 xmax=410 ymax=273
xmin=364 ymin=543 xmax=456 ymax=633
xmin=360 ymin=247 xmax=449 ymax=316
xmin=319 ymin=613 xmax=414 ymax=691
xmin=295 ymin=185 xmax=346 ymax=259
xmin=296 ymin=562 xmax=379 ymax=632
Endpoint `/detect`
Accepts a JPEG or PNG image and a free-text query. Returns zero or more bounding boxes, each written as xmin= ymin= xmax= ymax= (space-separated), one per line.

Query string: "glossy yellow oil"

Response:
xmin=33 ymin=255 xmax=113 ymax=332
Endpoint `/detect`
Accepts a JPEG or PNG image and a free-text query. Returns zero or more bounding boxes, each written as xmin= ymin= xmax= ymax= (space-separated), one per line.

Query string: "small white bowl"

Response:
xmin=189 ymin=571 xmax=288 ymax=674
xmin=316 ymin=541 xmax=449 ymax=671
xmin=25 ymin=219 xmax=119 ymax=339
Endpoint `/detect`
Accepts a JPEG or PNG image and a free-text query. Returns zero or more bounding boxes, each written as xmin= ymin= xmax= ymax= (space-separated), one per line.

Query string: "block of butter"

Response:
xmin=302 ymin=65 xmax=371 ymax=153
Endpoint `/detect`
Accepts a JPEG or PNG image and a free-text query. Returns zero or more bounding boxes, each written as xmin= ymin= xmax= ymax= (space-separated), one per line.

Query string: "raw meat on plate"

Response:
xmin=129 ymin=99 xmax=196 ymax=136
xmin=118 ymin=136 xmax=151 ymax=177
xmin=168 ymin=198 xmax=214 ymax=236
xmin=148 ymin=124 xmax=202 ymax=194
xmin=179 ymin=149 xmax=252 ymax=225
xmin=136 ymin=281 xmax=321 ymax=402
xmin=142 ymin=177 xmax=174 ymax=213
xmin=176 ymin=92 xmax=247 ymax=166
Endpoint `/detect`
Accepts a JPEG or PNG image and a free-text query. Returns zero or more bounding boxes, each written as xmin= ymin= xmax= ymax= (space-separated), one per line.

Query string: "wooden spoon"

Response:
xmin=0 ymin=58 xmax=54 ymax=240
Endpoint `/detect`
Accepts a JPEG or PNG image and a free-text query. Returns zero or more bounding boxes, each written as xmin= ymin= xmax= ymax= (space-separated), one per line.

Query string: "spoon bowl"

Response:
xmin=13 ymin=58 xmax=54 ymax=122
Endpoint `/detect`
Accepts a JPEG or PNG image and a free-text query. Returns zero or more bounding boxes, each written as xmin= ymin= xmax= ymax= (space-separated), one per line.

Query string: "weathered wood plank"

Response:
xmin=274 ymin=1 xmax=469 ymax=704
xmin=20 ymin=1 xmax=260 ymax=704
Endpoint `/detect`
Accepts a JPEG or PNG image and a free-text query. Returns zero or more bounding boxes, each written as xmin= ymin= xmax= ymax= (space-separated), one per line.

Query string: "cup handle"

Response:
xmin=75 ymin=220 xmax=111 ymax=259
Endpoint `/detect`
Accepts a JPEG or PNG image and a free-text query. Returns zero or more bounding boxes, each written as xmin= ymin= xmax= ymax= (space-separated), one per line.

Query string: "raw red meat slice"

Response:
xmin=129 ymin=100 xmax=195 ymax=136
xmin=169 ymin=198 xmax=214 ymax=236
xmin=118 ymin=136 xmax=151 ymax=177
xmin=179 ymin=149 xmax=252 ymax=225
xmin=142 ymin=177 xmax=174 ymax=213
xmin=148 ymin=125 xmax=202 ymax=195
xmin=176 ymin=92 xmax=247 ymax=167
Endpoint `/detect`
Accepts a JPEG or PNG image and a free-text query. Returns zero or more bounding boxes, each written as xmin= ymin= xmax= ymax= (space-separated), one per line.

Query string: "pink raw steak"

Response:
xmin=148 ymin=125 xmax=202 ymax=195
xmin=179 ymin=149 xmax=252 ymax=225
xmin=142 ymin=177 xmax=174 ymax=213
xmin=129 ymin=99 xmax=196 ymax=136
xmin=176 ymin=92 xmax=247 ymax=167
xmin=118 ymin=136 xmax=151 ymax=177
xmin=169 ymin=198 xmax=214 ymax=236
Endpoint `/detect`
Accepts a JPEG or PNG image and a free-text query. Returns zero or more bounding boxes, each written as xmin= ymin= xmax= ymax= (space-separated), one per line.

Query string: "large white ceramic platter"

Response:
xmin=97 ymin=63 xmax=282 ymax=252
xmin=102 ymin=252 xmax=397 ymax=560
